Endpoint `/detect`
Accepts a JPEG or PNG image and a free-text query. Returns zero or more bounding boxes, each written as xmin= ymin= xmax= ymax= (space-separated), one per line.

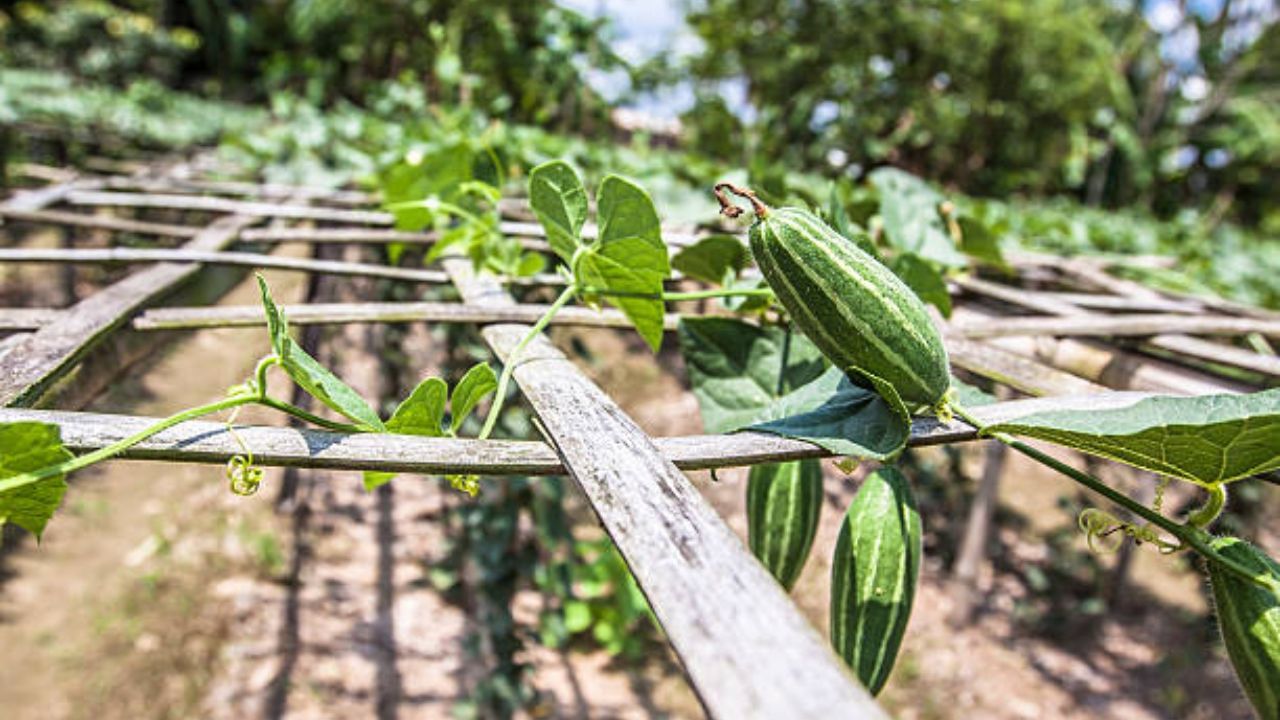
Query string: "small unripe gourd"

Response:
xmin=718 ymin=184 xmax=951 ymax=412
xmin=1206 ymin=536 xmax=1280 ymax=719
xmin=830 ymin=466 xmax=922 ymax=695
xmin=747 ymin=459 xmax=823 ymax=591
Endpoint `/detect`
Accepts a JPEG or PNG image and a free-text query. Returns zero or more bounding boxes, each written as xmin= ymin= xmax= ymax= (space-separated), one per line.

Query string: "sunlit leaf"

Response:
xmin=577 ymin=175 xmax=670 ymax=351
xmin=870 ymin=168 xmax=966 ymax=267
xmin=749 ymin=367 xmax=910 ymax=461
xmin=257 ymin=275 xmax=385 ymax=432
xmin=450 ymin=362 xmax=498 ymax=433
xmin=386 ymin=377 xmax=449 ymax=436
xmin=986 ymin=389 xmax=1280 ymax=485
xmin=957 ymin=215 xmax=1007 ymax=269
xmin=281 ymin=348 xmax=387 ymax=432
xmin=363 ymin=376 xmax=448 ymax=491
xmin=529 ymin=160 xmax=589 ymax=263
xmin=257 ymin=273 xmax=290 ymax=359
xmin=0 ymin=422 xmax=73 ymax=539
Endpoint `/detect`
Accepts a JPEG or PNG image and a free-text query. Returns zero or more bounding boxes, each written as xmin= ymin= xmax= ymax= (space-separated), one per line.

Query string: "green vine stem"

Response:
xmin=478 ymin=283 xmax=580 ymax=440
xmin=1186 ymin=482 xmax=1227 ymax=529
xmin=257 ymin=397 xmax=367 ymax=433
xmin=0 ymin=393 xmax=259 ymax=497
xmin=661 ymin=288 xmax=775 ymax=302
xmin=950 ymin=403 xmax=1277 ymax=593
xmin=252 ymin=354 xmax=277 ymax=395
xmin=0 ymin=350 xmax=374 ymax=497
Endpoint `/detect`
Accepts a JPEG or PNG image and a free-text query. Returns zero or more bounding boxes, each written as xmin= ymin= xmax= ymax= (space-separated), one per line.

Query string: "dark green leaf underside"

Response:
xmin=749 ymin=367 xmax=910 ymax=461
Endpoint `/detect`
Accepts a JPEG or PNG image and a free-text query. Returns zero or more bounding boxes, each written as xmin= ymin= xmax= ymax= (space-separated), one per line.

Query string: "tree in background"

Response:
xmin=1 ymin=0 xmax=199 ymax=86
xmin=681 ymin=0 xmax=1277 ymax=226
xmin=2 ymin=0 xmax=629 ymax=130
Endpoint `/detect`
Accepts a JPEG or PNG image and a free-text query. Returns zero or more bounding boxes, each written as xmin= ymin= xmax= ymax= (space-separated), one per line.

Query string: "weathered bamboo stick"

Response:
xmin=958 ymin=276 xmax=1280 ymax=379
xmin=10 ymin=163 xmax=79 ymax=184
xmin=1035 ymin=291 xmax=1202 ymax=314
xmin=66 ymin=190 xmax=394 ymax=225
xmin=0 ymin=392 xmax=1158 ymax=473
xmin=0 ymin=308 xmax=64 ymax=330
xmin=951 ymin=313 xmax=1280 ymax=339
xmin=131 ymin=301 xmax=683 ymax=332
xmin=102 ymin=176 xmax=375 ymax=206
xmin=0 ymin=178 xmax=99 ymax=216
xmin=0 ymin=207 xmax=201 ymax=238
xmin=952 ymin=306 xmax=1249 ymax=394
xmin=0 ymin=246 xmax=571 ymax=288
xmin=1050 ymin=259 xmax=1280 ymax=322
xmin=65 ymin=189 xmax=708 ymax=246
xmin=240 ymin=226 xmax=552 ymax=252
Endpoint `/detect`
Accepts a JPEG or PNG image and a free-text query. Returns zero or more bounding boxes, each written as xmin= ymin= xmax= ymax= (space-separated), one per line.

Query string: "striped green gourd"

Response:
xmin=830 ymin=466 xmax=922 ymax=695
xmin=740 ymin=197 xmax=951 ymax=411
xmin=747 ymin=459 xmax=823 ymax=591
xmin=1206 ymin=536 xmax=1280 ymax=719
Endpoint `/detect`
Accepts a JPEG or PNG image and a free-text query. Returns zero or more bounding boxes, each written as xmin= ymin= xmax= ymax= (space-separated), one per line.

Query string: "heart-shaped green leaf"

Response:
xmin=576 ymin=237 xmax=669 ymax=351
xmin=363 ymin=376 xmax=448 ymax=490
xmin=386 ymin=377 xmax=448 ymax=436
xmin=957 ymin=215 xmax=1007 ymax=269
xmin=382 ymin=144 xmax=475 ymax=231
xmin=870 ymin=168 xmax=966 ymax=268
xmin=575 ymin=175 xmax=670 ymax=351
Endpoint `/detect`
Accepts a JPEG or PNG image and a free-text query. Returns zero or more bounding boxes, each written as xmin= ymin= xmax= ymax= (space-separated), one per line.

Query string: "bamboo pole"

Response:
xmin=951 ymin=313 xmax=1280 ymax=340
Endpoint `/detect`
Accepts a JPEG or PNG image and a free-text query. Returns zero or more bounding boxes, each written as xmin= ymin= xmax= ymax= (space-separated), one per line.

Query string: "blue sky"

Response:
xmin=557 ymin=0 xmax=700 ymax=117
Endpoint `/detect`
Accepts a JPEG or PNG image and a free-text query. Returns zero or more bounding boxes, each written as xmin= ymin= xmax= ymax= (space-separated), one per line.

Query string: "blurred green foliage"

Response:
xmin=3 ymin=0 xmax=1274 ymax=228
xmin=1 ymin=0 xmax=626 ymax=128
xmin=0 ymin=67 xmax=264 ymax=147
xmin=2 ymin=1 xmax=198 ymax=85
xmin=682 ymin=0 xmax=1278 ymax=228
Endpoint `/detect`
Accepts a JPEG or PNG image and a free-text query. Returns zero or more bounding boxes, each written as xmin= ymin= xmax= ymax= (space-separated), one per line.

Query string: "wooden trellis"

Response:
xmin=1 ymin=157 xmax=1275 ymax=719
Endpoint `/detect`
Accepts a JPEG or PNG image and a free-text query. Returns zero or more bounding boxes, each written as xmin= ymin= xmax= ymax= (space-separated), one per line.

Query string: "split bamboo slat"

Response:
xmin=0 ymin=391 xmax=1154 ymax=475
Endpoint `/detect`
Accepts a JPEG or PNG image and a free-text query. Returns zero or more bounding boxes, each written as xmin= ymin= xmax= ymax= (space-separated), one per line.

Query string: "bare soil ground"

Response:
xmin=0 ymin=254 xmax=1268 ymax=719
